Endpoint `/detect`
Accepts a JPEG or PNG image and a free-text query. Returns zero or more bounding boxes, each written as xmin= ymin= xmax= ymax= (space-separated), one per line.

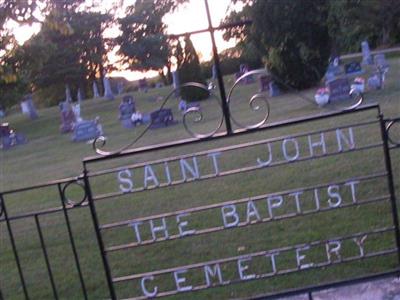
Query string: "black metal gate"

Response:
xmin=1 ymin=1 xmax=400 ymax=299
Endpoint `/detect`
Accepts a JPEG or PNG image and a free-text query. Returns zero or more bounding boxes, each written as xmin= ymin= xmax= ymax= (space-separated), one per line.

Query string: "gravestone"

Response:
xmin=367 ymin=74 xmax=382 ymax=90
xmin=93 ymin=81 xmax=100 ymax=98
xmin=172 ymin=71 xmax=180 ymax=97
xmin=65 ymin=85 xmax=72 ymax=102
xmin=0 ymin=123 xmax=27 ymax=150
xmin=212 ymin=64 xmax=217 ymax=80
xmin=361 ymin=41 xmax=373 ymax=65
xmin=0 ymin=104 xmax=5 ymax=118
xmin=60 ymin=101 xmax=76 ymax=133
xmin=374 ymin=53 xmax=389 ymax=70
xmin=119 ymin=95 xmax=136 ymax=129
xmin=149 ymin=108 xmax=177 ymax=129
xmin=21 ymin=94 xmax=38 ymax=120
xmin=259 ymin=75 xmax=272 ymax=92
xmin=103 ymin=76 xmax=115 ymax=100
xmin=117 ymin=82 xmax=124 ymax=95
xmin=269 ymin=82 xmax=280 ymax=97
xmin=327 ymin=78 xmax=351 ymax=101
xmin=77 ymin=88 xmax=84 ymax=102
xmin=138 ymin=78 xmax=148 ymax=93
xmin=72 ymin=120 xmax=101 ymax=142
xmin=325 ymin=63 xmax=342 ymax=81
xmin=345 ymin=61 xmax=363 ymax=76
xmin=238 ymin=64 xmax=254 ymax=84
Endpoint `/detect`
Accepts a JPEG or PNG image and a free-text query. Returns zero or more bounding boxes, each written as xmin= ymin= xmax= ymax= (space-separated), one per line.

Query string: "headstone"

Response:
xmin=103 ymin=76 xmax=115 ymax=100
xmin=259 ymin=75 xmax=272 ymax=92
xmin=172 ymin=71 xmax=180 ymax=97
xmin=326 ymin=78 xmax=351 ymax=101
xmin=155 ymin=82 xmax=164 ymax=88
xmin=269 ymin=82 xmax=280 ymax=97
xmin=374 ymin=53 xmax=389 ymax=70
xmin=92 ymin=81 xmax=100 ymax=98
xmin=149 ymin=108 xmax=177 ymax=129
xmin=77 ymin=88 xmax=84 ymax=102
xmin=117 ymin=82 xmax=124 ymax=95
xmin=138 ymin=78 xmax=148 ymax=93
xmin=0 ymin=109 xmax=4 ymax=119
xmin=72 ymin=120 xmax=101 ymax=142
xmin=21 ymin=94 xmax=38 ymax=120
xmin=361 ymin=41 xmax=373 ymax=65
xmin=60 ymin=101 xmax=76 ymax=133
xmin=344 ymin=61 xmax=363 ymax=76
xmin=367 ymin=74 xmax=382 ymax=90
xmin=119 ymin=95 xmax=136 ymax=129
xmin=0 ymin=123 xmax=27 ymax=150
xmin=65 ymin=85 xmax=72 ymax=102
xmin=72 ymin=103 xmax=82 ymax=122
xmin=212 ymin=64 xmax=217 ymax=80
xmin=178 ymin=99 xmax=187 ymax=112
xmin=325 ymin=63 xmax=342 ymax=81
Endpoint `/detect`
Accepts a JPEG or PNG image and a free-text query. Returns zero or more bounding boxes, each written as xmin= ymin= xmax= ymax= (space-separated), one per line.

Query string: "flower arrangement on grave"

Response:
xmin=314 ymin=87 xmax=330 ymax=107
xmin=351 ymin=77 xmax=365 ymax=94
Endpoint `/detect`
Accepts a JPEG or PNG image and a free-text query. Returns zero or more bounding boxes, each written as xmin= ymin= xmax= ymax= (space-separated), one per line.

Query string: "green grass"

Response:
xmin=0 ymin=60 xmax=400 ymax=299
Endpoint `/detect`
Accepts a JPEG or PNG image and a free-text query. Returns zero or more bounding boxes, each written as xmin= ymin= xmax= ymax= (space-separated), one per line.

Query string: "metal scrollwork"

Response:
xmin=61 ymin=181 xmax=88 ymax=207
xmin=386 ymin=118 xmax=400 ymax=146
xmin=227 ymin=69 xmax=271 ymax=130
xmin=93 ymin=82 xmax=224 ymax=156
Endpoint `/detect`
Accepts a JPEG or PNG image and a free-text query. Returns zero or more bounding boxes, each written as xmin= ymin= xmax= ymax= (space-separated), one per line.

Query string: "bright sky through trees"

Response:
xmin=8 ymin=0 xmax=241 ymax=81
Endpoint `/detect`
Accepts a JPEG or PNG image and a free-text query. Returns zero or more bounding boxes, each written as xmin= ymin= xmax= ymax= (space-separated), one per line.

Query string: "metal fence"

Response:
xmin=1 ymin=1 xmax=400 ymax=299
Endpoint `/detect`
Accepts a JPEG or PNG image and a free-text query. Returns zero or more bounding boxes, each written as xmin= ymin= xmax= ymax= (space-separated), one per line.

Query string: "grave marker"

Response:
xmin=103 ymin=76 xmax=115 ymax=100
xmin=327 ymin=78 xmax=350 ymax=101
xmin=361 ymin=41 xmax=373 ymax=65
xmin=149 ymin=108 xmax=177 ymax=129
xmin=344 ymin=61 xmax=363 ymax=76
xmin=72 ymin=120 xmax=102 ymax=142
xmin=93 ymin=81 xmax=100 ymax=98
xmin=119 ymin=95 xmax=136 ymax=129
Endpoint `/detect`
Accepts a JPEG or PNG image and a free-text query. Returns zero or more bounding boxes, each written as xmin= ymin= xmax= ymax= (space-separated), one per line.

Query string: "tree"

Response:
xmin=328 ymin=0 xmax=400 ymax=53
xmin=117 ymin=0 xmax=187 ymax=83
xmin=223 ymin=0 xmax=331 ymax=89
xmin=178 ymin=35 xmax=208 ymax=101
xmin=14 ymin=10 xmax=113 ymax=105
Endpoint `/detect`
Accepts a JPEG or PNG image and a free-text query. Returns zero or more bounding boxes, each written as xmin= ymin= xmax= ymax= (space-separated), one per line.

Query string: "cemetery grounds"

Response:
xmin=0 ymin=58 xmax=400 ymax=299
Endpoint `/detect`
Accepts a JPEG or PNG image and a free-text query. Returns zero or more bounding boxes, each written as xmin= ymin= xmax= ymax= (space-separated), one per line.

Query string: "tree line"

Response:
xmin=1 ymin=0 xmax=399 ymax=109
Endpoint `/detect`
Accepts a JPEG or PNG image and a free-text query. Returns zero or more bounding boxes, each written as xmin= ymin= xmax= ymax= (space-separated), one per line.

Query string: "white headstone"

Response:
xmin=77 ymin=88 xmax=84 ymax=102
xmin=65 ymin=85 xmax=72 ymax=102
xmin=172 ymin=71 xmax=180 ymax=97
xmin=361 ymin=41 xmax=373 ymax=65
xmin=92 ymin=81 xmax=100 ymax=98
xmin=103 ymin=76 xmax=114 ymax=100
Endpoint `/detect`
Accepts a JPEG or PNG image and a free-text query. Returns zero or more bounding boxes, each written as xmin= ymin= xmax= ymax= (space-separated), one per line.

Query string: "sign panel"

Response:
xmin=85 ymin=108 xmax=398 ymax=299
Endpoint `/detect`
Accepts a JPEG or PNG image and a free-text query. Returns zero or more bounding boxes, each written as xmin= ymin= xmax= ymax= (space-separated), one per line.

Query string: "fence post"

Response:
xmin=204 ymin=0 xmax=233 ymax=135
xmin=379 ymin=113 xmax=400 ymax=265
xmin=82 ymin=166 xmax=117 ymax=299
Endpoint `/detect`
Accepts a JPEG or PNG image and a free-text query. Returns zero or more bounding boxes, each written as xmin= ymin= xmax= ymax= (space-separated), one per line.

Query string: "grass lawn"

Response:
xmin=0 ymin=59 xmax=399 ymax=299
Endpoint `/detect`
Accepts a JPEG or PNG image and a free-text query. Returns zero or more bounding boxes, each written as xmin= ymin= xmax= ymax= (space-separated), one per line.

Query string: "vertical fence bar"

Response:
xmin=379 ymin=114 xmax=400 ymax=265
xmin=34 ymin=215 xmax=58 ymax=300
xmin=82 ymin=167 xmax=116 ymax=299
xmin=204 ymin=0 xmax=233 ymax=135
xmin=57 ymin=183 xmax=88 ymax=300
xmin=0 ymin=194 xmax=30 ymax=300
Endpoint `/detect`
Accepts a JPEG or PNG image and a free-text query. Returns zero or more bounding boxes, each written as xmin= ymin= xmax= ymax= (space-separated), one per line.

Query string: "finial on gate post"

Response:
xmin=204 ymin=0 xmax=233 ymax=135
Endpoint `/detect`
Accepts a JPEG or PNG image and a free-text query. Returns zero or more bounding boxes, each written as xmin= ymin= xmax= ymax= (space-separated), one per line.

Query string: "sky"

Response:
xmin=9 ymin=0 xmax=241 ymax=81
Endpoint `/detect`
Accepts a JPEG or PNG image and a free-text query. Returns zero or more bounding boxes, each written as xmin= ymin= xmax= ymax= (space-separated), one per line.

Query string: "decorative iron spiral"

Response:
xmin=227 ymin=69 xmax=271 ymax=130
xmin=386 ymin=118 xmax=400 ymax=146
xmin=61 ymin=180 xmax=88 ymax=207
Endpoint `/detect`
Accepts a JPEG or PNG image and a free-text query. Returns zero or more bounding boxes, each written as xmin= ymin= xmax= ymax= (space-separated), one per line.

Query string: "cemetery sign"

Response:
xmin=82 ymin=104 xmax=400 ymax=299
